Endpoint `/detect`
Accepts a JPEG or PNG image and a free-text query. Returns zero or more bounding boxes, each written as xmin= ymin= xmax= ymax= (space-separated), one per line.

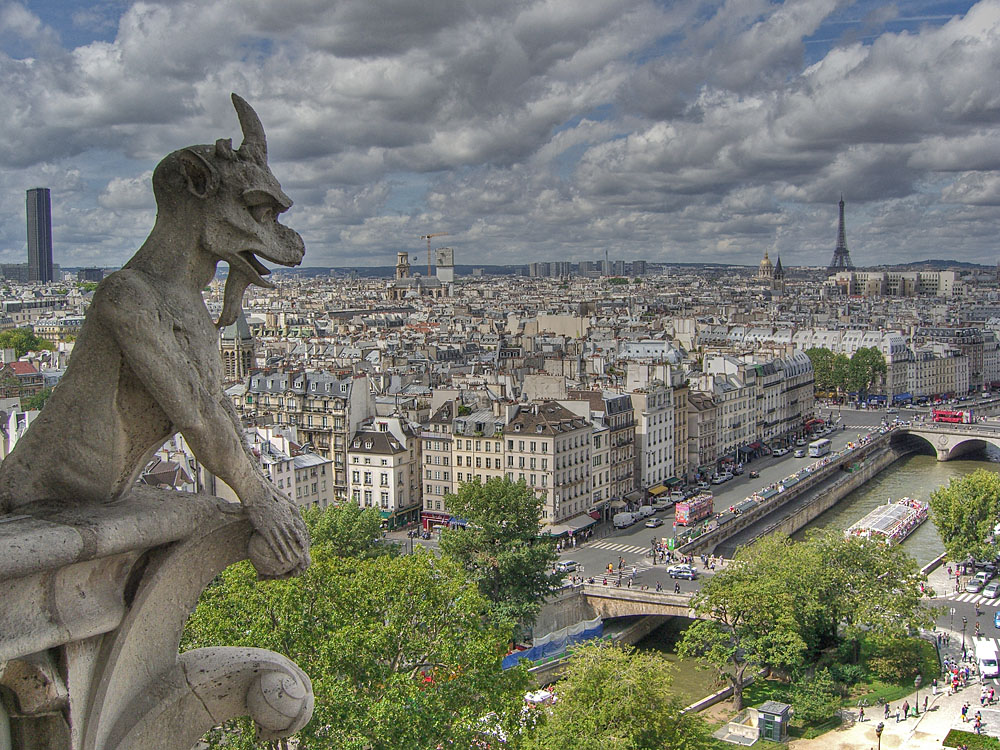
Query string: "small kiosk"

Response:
xmin=757 ymin=701 xmax=791 ymax=743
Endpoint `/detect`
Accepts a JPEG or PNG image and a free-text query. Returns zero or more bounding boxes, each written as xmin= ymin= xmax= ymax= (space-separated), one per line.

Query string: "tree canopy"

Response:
xmin=183 ymin=505 xmax=530 ymax=750
xmin=929 ymin=468 xmax=1000 ymax=561
xmin=805 ymin=346 xmax=886 ymax=400
xmin=439 ymin=478 xmax=562 ymax=629
xmin=679 ymin=531 xmax=932 ymax=708
xmin=523 ymin=643 xmax=712 ymax=750
xmin=23 ymin=387 xmax=53 ymax=411
xmin=0 ymin=328 xmax=54 ymax=357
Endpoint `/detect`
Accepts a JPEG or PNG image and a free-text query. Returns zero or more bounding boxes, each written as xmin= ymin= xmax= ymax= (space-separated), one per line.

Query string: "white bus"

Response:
xmin=808 ymin=438 xmax=832 ymax=458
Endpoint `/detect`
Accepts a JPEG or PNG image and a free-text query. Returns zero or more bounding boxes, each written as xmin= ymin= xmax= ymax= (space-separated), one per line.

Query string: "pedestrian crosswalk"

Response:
xmin=942 ymin=591 xmax=1000 ymax=607
xmin=585 ymin=539 xmax=653 ymax=556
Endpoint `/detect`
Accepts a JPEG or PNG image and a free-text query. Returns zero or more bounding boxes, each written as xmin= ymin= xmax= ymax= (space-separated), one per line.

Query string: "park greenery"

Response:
xmin=929 ymin=468 xmax=1000 ymax=561
xmin=805 ymin=346 xmax=887 ymax=402
xmin=183 ymin=503 xmax=532 ymax=750
xmin=438 ymin=478 xmax=562 ymax=629
xmin=23 ymin=387 xmax=53 ymax=411
xmin=678 ymin=531 xmax=933 ymax=711
xmin=522 ymin=643 xmax=713 ymax=750
xmin=0 ymin=327 xmax=54 ymax=357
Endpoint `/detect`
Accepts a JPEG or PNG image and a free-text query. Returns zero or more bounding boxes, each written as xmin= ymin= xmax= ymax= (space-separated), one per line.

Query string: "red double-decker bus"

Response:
xmin=932 ymin=409 xmax=971 ymax=424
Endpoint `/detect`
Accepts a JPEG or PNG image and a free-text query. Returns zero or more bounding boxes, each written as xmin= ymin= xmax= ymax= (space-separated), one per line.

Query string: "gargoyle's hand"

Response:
xmin=244 ymin=484 xmax=311 ymax=579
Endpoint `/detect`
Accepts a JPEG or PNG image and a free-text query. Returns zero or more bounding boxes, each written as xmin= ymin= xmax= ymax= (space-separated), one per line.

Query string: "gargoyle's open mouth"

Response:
xmin=237 ymin=250 xmax=275 ymax=288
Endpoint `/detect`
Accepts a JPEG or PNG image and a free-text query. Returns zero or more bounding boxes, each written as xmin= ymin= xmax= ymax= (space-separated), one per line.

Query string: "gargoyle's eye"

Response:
xmin=249 ymin=203 xmax=275 ymax=223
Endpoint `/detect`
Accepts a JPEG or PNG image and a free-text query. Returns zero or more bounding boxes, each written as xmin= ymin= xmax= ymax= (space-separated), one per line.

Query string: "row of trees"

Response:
xmin=678 ymin=531 xmax=933 ymax=712
xmin=0 ymin=327 xmax=54 ymax=358
xmin=184 ymin=479 xmax=715 ymax=748
xmin=805 ymin=346 xmax=887 ymax=402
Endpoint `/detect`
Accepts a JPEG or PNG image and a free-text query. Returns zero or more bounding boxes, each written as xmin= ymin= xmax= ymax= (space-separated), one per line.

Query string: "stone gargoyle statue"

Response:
xmin=0 ymin=95 xmax=313 ymax=750
xmin=0 ymin=93 xmax=309 ymax=580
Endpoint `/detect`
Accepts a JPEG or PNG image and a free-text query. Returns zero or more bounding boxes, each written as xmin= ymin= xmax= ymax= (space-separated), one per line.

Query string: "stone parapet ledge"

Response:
xmin=0 ymin=488 xmax=313 ymax=750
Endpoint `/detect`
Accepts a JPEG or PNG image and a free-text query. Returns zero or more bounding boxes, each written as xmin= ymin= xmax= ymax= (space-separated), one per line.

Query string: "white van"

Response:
xmin=635 ymin=506 xmax=655 ymax=519
xmin=976 ymin=639 xmax=1000 ymax=678
xmin=613 ymin=512 xmax=636 ymax=529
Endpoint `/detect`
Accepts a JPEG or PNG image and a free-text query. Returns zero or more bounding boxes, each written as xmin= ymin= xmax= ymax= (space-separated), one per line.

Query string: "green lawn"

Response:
xmin=738 ymin=635 xmax=940 ymax=740
xmin=942 ymin=729 xmax=1000 ymax=749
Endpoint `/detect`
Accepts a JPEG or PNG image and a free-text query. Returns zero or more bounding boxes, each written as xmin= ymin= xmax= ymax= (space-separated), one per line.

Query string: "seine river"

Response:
xmin=637 ymin=446 xmax=1000 ymax=700
xmin=791 ymin=446 xmax=1000 ymax=565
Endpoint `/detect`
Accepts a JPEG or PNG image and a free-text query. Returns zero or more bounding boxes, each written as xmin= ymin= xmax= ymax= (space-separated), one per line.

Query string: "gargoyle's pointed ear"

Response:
xmin=177 ymin=148 xmax=219 ymax=199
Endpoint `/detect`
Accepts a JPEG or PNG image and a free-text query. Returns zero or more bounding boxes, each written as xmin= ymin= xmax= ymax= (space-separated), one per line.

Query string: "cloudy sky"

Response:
xmin=2 ymin=0 xmax=999 ymax=271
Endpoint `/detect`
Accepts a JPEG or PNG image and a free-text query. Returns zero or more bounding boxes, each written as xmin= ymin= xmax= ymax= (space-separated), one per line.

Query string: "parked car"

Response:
xmin=772 ymin=447 xmax=789 ymax=457
xmin=795 ymin=438 xmax=807 ymax=447
xmin=645 ymin=517 xmax=664 ymax=528
xmin=967 ymin=578 xmax=985 ymax=594
xmin=696 ymin=481 xmax=711 ymax=491
xmin=555 ymin=560 xmax=578 ymax=573
xmin=984 ymin=581 xmax=1000 ymax=599
xmin=667 ymin=564 xmax=698 ymax=580
xmin=975 ymin=570 xmax=994 ymax=586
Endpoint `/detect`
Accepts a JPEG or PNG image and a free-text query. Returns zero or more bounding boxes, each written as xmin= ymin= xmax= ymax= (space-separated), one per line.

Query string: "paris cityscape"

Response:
xmin=3 ymin=2 xmax=1000 ymax=750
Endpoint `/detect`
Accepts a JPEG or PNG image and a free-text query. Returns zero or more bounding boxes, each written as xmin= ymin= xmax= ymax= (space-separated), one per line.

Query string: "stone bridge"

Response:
xmin=581 ymin=583 xmax=698 ymax=618
xmin=534 ymin=583 xmax=701 ymax=631
xmin=891 ymin=422 xmax=1000 ymax=460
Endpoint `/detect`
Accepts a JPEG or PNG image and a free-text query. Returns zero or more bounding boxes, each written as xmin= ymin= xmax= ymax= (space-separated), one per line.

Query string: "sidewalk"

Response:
xmin=790 ymin=627 xmax=992 ymax=750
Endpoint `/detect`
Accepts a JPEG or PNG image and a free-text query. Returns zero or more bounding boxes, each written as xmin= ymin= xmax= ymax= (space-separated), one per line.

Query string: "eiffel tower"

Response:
xmin=827 ymin=195 xmax=854 ymax=272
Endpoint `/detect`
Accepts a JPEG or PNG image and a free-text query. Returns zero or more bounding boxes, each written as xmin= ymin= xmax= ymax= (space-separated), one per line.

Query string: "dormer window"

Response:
xmin=365 ymin=441 xmax=373 ymax=449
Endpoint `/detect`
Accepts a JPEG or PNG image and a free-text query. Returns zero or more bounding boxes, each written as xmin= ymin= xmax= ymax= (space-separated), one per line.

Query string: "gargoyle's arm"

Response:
xmin=93 ymin=272 xmax=309 ymax=576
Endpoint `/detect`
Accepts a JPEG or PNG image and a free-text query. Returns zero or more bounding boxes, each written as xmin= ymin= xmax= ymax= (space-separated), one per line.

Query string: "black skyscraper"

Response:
xmin=26 ymin=187 xmax=53 ymax=283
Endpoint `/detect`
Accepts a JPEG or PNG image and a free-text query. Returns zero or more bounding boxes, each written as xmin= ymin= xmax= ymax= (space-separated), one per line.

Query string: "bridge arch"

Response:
xmin=892 ymin=425 xmax=1000 ymax=461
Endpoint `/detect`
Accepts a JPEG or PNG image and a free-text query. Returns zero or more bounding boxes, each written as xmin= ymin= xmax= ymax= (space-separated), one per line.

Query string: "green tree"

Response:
xmin=524 ymin=643 xmax=712 ymax=750
xmin=929 ymin=469 xmax=1000 ymax=561
xmin=831 ymin=353 xmax=852 ymax=397
xmin=184 ymin=512 xmax=529 ymax=750
xmin=23 ymin=387 xmax=53 ymax=411
xmin=805 ymin=347 xmax=834 ymax=392
xmin=438 ymin=478 xmax=562 ymax=629
xmin=678 ymin=537 xmax=807 ymax=710
xmin=791 ymin=668 xmax=842 ymax=724
xmin=301 ymin=502 xmax=391 ymax=559
xmin=0 ymin=328 xmax=54 ymax=357
xmin=846 ymin=347 xmax=887 ymax=402
xmin=806 ymin=530 xmax=934 ymax=663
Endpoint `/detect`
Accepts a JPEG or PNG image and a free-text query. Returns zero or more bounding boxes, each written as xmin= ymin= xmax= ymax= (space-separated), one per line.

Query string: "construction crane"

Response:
xmin=419 ymin=232 xmax=449 ymax=277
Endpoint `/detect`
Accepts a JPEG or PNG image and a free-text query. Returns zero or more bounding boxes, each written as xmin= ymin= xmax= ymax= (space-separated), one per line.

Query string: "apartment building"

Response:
xmin=565 ymin=390 xmax=634 ymax=503
xmin=347 ymin=415 xmax=422 ymax=529
xmin=421 ymin=401 xmax=456 ymax=529
xmin=244 ymin=369 xmax=375 ymax=499
xmin=629 ymin=382 xmax=674 ymax=489
xmin=504 ymin=401 xmax=592 ymax=524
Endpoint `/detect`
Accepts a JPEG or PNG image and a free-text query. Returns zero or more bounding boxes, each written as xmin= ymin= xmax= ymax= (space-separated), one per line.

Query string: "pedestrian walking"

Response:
xmin=895 ymin=706 xmax=901 ymax=722
xmin=902 ymin=700 xmax=909 ymax=719
xmin=962 ymin=703 xmax=970 ymax=722
xmin=884 ymin=702 xmax=890 ymax=720
xmin=924 ymin=696 xmax=928 ymax=714
xmin=674 ymin=581 xmax=681 ymax=594
xmin=859 ymin=706 xmax=865 ymax=722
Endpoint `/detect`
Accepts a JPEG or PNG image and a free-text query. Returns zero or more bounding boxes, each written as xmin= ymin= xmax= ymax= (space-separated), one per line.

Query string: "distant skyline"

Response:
xmin=1 ymin=0 xmax=998 ymax=270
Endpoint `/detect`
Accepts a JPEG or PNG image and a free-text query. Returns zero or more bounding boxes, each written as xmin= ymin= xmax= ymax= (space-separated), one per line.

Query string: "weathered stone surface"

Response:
xmin=0 ymin=94 xmax=309 ymax=580
xmin=0 ymin=95 xmax=314 ymax=750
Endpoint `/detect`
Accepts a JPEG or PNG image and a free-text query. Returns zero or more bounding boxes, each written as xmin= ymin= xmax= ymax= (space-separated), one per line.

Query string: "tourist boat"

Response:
xmin=845 ymin=497 xmax=928 ymax=545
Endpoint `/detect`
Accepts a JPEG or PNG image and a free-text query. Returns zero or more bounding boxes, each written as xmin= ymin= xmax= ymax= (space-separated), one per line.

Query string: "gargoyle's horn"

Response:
xmin=232 ymin=93 xmax=267 ymax=164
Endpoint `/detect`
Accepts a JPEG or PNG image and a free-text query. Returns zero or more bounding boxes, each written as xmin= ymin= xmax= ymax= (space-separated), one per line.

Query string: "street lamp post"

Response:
xmin=875 ymin=721 xmax=884 ymax=750
xmin=962 ymin=616 xmax=968 ymax=659
xmin=914 ymin=675 xmax=922 ymax=715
